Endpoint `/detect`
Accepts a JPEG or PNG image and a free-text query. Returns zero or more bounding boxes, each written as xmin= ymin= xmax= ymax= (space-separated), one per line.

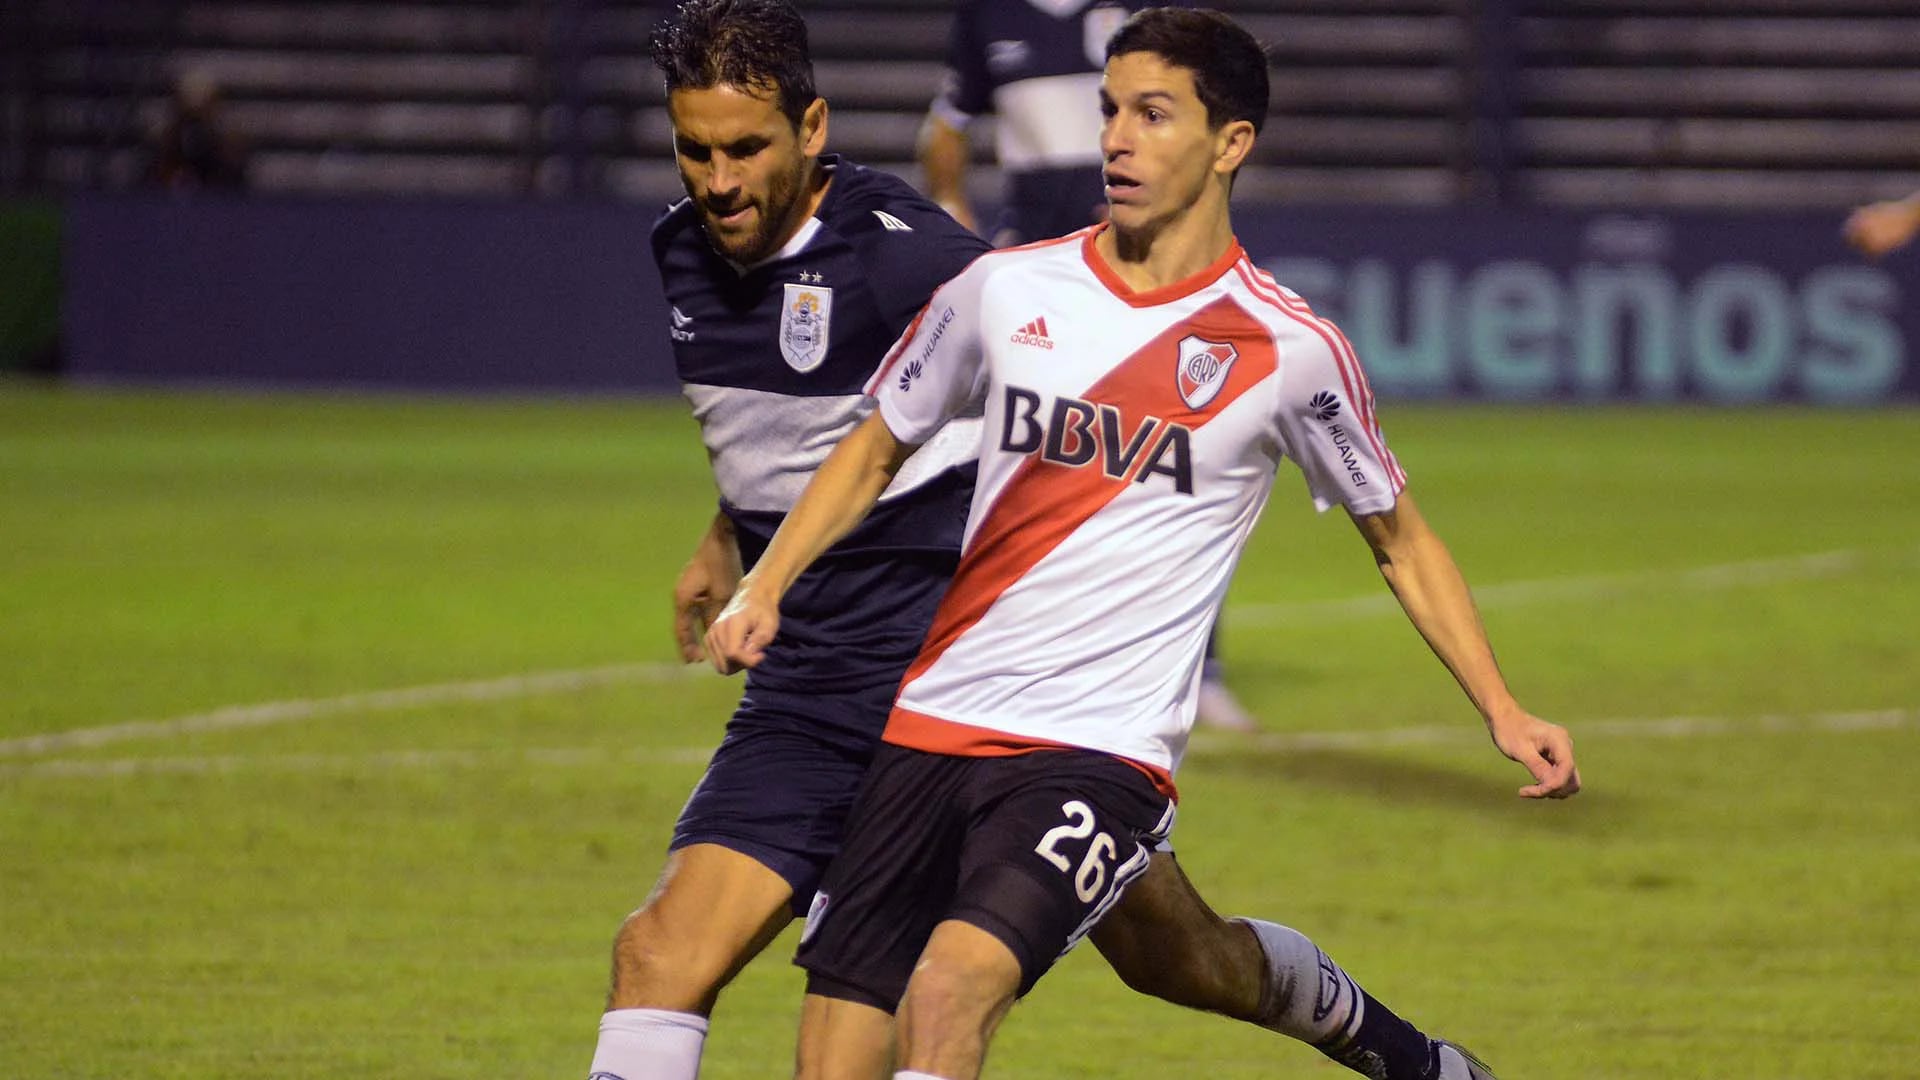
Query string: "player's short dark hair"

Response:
xmin=1106 ymin=8 xmax=1269 ymax=137
xmin=648 ymin=0 xmax=818 ymax=127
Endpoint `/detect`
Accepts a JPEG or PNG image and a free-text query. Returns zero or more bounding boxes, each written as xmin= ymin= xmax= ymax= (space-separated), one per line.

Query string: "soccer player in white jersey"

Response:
xmin=919 ymin=0 xmax=1260 ymax=733
xmin=708 ymin=9 xmax=1581 ymax=1080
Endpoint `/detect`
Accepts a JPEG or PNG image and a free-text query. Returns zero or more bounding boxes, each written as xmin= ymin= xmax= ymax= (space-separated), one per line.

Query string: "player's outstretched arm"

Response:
xmin=1348 ymin=495 xmax=1581 ymax=800
xmin=705 ymin=411 xmax=921 ymax=674
xmin=672 ymin=510 xmax=743 ymax=664
xmin=1844 ymin=191 xmax=1920 ymax=257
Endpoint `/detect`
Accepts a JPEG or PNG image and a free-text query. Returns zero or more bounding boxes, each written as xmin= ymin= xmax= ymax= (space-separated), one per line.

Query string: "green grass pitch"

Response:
xmin=2 ymin=383 xmax=1917 ymax=1078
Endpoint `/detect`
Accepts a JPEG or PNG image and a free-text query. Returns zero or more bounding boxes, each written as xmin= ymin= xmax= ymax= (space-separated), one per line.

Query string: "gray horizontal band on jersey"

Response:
xmin=683 ymin=382 xmax=982 ymax=514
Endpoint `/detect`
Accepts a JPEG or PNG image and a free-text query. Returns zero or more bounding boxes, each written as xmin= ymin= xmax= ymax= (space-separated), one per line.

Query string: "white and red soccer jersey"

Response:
xmin=865 ymin=225 xmax=1405 ymax=796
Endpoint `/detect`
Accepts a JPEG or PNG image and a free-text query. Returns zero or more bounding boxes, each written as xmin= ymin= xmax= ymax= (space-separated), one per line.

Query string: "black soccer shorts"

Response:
xmin=794 ymin=740 xmax=1175 ymax=1011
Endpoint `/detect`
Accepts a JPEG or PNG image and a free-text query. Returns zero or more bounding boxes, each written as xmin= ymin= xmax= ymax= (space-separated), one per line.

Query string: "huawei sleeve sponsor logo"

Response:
xmin=898 ymin=358 xmax=926 ymax=392
xmin=1308 ymin=390 xmax=1341 ymax=421
xmin=899 ymin=307 xmax=956 ymax=391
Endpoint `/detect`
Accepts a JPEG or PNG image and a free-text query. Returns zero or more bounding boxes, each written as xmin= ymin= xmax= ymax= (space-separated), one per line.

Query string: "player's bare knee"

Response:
xmin=900 ymin=951 xmax=1016 ymax=1035
xmin=609 ymin=906 xmax=726 ymax=1009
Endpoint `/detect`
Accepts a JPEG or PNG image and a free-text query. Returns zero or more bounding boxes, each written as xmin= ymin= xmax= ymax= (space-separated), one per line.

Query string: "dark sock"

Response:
xmin=1315 ymin=988 xmax=1439 ymax=1080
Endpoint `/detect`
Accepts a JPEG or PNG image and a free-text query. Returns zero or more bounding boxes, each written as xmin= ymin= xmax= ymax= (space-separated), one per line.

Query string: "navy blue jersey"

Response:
xmin=654 ymin=155 xmax=992 ymax=715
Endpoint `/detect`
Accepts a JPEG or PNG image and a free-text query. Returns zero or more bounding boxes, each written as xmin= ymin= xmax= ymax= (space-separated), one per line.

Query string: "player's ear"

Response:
xmin=1212 ymin=119 xmax=1256 ymax=178
xmin=799 ymin=97 xmax=829 ymax=157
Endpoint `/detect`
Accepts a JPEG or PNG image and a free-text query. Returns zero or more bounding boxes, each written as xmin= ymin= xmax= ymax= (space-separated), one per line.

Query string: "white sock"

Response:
xmin=1234 ymin=918 xmax=1358 ymax=1043
xmin=894 ymin=1072 xmax=952 ymax=1080
xmin=588 ymin=1008 xmax=708 ymax=1080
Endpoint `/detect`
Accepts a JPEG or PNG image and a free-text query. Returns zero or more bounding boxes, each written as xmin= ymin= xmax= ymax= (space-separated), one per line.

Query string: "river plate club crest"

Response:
xmin=1176 ymin=334 xmax=1239 ymax=410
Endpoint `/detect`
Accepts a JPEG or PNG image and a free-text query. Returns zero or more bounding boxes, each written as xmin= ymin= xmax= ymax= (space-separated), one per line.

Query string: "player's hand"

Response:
xmin=673 ymin=527 xmax=743 ymax=663
xmin=1843 ymin=198 xmax=1920 ymax=258
xmin=1489 ymin=712 xmax=1581 ymax=800
xmin=704 ymin=582 xmax=779 ymax=675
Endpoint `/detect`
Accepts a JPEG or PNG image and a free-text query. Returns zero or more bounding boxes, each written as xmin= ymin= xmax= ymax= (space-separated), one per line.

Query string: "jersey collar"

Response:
xmin=1081 ymin=223 xmax=1245 ymax=308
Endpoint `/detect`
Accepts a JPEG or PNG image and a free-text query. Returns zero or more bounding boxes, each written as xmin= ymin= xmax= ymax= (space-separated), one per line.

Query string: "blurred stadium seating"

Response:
xmin=9 ymin=0 xmax=1918 ymax=208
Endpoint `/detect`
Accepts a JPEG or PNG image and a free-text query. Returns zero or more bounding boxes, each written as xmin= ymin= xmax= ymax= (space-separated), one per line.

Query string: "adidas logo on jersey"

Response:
xmin=1010 ymin=317 xmax=1054 ymax=350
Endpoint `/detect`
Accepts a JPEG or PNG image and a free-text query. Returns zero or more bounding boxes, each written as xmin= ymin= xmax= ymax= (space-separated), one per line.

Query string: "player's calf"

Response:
xmin=1091 ymin=852 xmax=1266 ymax=1017
xmin=793 ymin=992 xmax=895 ymax=1080
xmin=894 ymin=920 xmax=1024 ymax=1080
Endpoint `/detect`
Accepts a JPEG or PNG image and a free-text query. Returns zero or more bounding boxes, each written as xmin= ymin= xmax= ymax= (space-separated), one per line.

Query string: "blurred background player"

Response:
xmin=918 ymin=0 xmax=1252 ymax=731
xmin=146 ymin=71 xmax=250 ymax=192
xmin=919 ymin=0 xmax=1149 ymax=245
xmin=1845 ymin=191 xmax=1920 ymax=257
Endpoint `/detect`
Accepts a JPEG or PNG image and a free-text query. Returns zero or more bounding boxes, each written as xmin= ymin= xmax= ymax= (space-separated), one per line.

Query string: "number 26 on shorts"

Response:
xmin=1033 ymin=799 xmax=1119 ymax=902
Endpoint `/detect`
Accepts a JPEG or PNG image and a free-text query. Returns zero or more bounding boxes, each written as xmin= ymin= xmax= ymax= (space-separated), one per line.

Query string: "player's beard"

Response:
xmin=700 ymin=154 xmax=809 ymax=266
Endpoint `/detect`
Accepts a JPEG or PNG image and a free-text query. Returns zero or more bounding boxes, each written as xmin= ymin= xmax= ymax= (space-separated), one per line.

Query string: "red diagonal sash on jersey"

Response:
xmin=898 ymin=295 xmax=1278 ymax=691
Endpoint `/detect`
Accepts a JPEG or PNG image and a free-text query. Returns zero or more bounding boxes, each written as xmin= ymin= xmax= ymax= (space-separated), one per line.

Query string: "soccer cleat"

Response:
xmin=1196 ymin=676 xmax=1259 ymax=731
xmin=1433 ymin=1039 xmax=1498 ymax=1080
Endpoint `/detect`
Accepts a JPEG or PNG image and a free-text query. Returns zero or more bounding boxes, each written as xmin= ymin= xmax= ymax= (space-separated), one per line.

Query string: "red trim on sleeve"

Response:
xmin=1233 ymin=262 xmax=1405 ymax=495
xmin=1247 ymin=265 xmax=1406 ymax=487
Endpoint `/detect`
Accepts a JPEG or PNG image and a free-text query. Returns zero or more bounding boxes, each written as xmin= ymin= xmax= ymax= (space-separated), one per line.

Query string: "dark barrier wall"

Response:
xmin=64 ymin=195 xmax=672 ymax=392
xmin=64 ymin=195 xmax=1919 ymax=401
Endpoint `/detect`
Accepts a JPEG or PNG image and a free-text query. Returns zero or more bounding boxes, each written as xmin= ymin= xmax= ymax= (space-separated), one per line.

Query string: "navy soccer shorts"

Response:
xmin=795 ymin=742 xmax=1175 ymax=1011
xmin=668 ymin=683 xmax=893 ymax=915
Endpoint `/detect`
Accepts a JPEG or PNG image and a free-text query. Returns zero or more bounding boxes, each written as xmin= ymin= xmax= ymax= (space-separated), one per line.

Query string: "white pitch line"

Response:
xmin=1229 ymin=547 xmax=1868 ymax=626
xmin=3 ymin=708 xmax=1912 ymax=781
xmin=0 ymin=744 xmax=719 ymax=779
xmin=3 ymin=546 xmax=1904 ymax=761
xmin=0 ymin=662 xmax=696 ymax=758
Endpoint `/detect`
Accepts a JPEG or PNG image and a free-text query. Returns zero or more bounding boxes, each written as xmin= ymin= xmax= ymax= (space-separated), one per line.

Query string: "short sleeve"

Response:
xmin=933 ymin=0 xmax=993 ymax=123
xmin=1274 ymin=324 xmax=1406 ymax=516
xmin=855 ymin=202 xmax=991 ymax=334
xmin=865 ymin=262 xmax=990 ymax=446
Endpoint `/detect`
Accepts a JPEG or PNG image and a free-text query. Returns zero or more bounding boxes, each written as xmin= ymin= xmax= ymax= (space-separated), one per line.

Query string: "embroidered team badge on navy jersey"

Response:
xmin=1176 ymin=335 xmax=1240 ymax=410
xmin=780 ymin=282 xmax=833 ymax=372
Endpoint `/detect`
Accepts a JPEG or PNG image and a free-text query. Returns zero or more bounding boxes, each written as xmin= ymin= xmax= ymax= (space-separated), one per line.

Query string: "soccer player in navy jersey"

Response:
xmin=586 ymin=2 xmax=1534 ymax=1079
